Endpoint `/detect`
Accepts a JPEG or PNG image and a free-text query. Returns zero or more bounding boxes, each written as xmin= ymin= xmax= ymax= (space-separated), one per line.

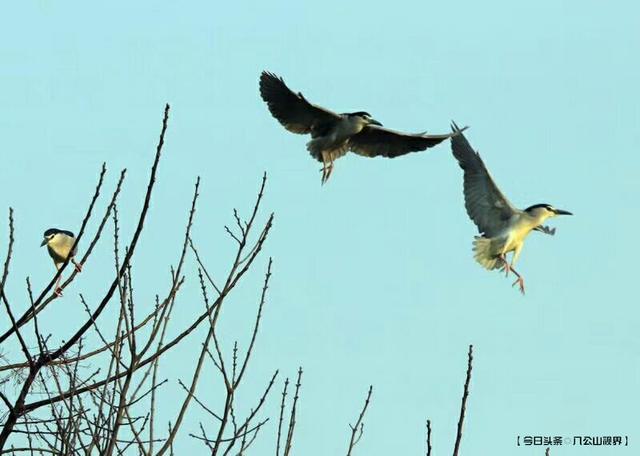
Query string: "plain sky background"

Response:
xmin=1 ymin=1 xmax=639 ymax=454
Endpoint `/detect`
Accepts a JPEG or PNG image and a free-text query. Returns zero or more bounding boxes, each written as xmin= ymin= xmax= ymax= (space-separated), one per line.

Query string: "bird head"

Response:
xmin=524 ymin=204 xmax=572 ymax=222
xmin=346 ymin=111 xmax=382 ymax=126
xmin=41 ymin=228 xmax=74 ymax=247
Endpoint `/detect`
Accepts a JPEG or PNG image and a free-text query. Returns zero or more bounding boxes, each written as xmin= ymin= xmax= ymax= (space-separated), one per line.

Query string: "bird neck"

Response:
xmin=523 ymin=211 xmax=551 ymax=228
xmin=340 ymin=116 xmax=367 ymax=135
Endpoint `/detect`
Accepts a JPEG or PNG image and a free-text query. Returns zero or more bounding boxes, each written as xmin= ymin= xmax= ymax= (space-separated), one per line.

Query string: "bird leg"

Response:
xmin=325 ymin=160 xmax=335 ymax=183
xmin=498 ymin=254 xmax=525 ymax=294
xmin=72 ymin=259 xmax=83 ymax=273
xmin=499 ymin=254 xmax=511 ymax=277
xmin=54 ymin=276 xmax=63 ymax=297
xmin=320 ymin=160 xmax=328 ymax=184
xmin=319 ymin=152 xmax=336 ymax=185
xmin=509 ymin=267 xmax=525 ymax=295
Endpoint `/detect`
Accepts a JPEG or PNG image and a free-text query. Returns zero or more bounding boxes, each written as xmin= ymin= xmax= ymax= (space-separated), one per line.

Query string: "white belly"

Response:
xmin=501 ymin=220 xmax=536 ymax=253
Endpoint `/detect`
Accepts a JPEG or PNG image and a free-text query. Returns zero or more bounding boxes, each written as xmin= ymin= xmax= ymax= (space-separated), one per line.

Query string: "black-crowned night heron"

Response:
xmin=260 ymin=71 xmax=464 ymax=184
xmin=450 ymin=122 xmax=572 ymax=294
xmin=41 ymin=228 xmax=82 ymax=296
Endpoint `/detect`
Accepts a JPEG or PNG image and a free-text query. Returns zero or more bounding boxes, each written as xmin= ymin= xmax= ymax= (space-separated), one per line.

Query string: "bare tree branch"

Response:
xmin=275 ymin=378 xmax=289 ymax=456
xmin=452 ymin=344 xmax=473 ymax=456
xmin=283 ymin=367 xmax=303 ymax=456
xmin=346 ymin=385 xmax=373 ymax=456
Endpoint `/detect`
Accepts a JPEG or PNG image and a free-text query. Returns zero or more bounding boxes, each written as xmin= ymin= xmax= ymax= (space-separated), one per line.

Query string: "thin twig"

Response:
xmin=346 ymin=386 xmax=373 ymax=456
xmin=283 ymin=368 xmax=303 ymax=456
xmin=452 ymin=345 xmax=474 ymax=456
xmin=275 ymin=378 xmax=289 ymax=456
xmin=1 ymin=209 xmax=32 ymax=366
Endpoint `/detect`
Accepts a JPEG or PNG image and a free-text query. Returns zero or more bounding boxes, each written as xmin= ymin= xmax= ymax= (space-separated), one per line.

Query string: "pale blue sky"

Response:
xmin=1 ymin=1 xmax=639 ymax=454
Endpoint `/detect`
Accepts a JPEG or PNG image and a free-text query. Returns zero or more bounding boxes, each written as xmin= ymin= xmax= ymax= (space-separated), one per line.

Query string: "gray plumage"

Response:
xmin=259 ymin=71 xmax=463 ymax=183
xmin=450 ymin=122 xmax=572 ymax=293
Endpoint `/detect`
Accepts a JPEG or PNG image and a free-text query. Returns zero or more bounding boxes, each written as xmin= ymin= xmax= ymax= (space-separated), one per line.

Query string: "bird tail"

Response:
xmin=472 ymin=236 xmax=504 ymax=271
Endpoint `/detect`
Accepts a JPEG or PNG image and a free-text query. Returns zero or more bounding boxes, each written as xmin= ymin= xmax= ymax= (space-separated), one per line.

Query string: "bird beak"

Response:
xmin=40 ymin=239 xmax=47 ymax=247
xmin=369 ymin=119 xmax=382 ymax=127
xmin=554 ymin=209 xmax=573 ymax=216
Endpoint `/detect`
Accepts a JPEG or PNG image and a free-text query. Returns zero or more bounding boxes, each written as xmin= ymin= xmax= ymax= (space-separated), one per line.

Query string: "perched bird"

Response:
xmin=450 ymin=123 xmax=572 ymax=294
xmin=259 ymin=71 xmax=464 ymax=184
xmin=41 ymin=228 xmax=82 ymax=296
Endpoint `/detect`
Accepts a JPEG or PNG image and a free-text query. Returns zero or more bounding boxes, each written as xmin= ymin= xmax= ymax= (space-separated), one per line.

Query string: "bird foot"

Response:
xmin=512 ymin=276 xmax=525 ymax=295
xmin=54 ymin=287 xmax=64 ymax=297
xmin=319 ymin=161 xmax=334 ymax=185
xmin=74 ymin=261 xmax=83 ymax=273
xmin=325 ymin=163 xmax=334 ymax=183
xmin=319 ymin=166 xmax=327 ymax=184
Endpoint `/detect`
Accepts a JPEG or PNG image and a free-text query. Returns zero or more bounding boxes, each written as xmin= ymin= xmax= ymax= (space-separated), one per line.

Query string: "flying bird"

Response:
xmin=450 ymin=123 xmax=572 ymax=294
xmin=259 ymin=71 xmax=464 ymax=184
xmin=41 ymin=228 xmax=82 ymax=296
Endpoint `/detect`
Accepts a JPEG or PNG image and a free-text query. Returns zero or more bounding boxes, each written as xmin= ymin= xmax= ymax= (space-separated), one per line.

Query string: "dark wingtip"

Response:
xmin=259 ymin=71 xmax=280 ymax=87
xmin=450 ymin=121 xmax=469 ymax=135
xmin=259 ymin=71 xmax=284 ymax=102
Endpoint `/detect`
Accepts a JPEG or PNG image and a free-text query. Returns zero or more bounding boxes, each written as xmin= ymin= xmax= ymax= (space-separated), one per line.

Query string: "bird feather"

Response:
xmin=450 ymin=122 xmax=517 ymax=237
xmin=259 ymin=71 xmax=340 ymax=137
xmin=349 ymin=126 xmax=463 ymax=158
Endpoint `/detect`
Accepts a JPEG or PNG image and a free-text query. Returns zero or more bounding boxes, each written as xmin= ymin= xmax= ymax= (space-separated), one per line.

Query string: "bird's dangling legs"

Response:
xmin=509 ymin=267 xmax=525 ymax=295
xmin=325 ymin=159 xmax=335 ymax=183
xmin=320 ymin=152 xmax=335 ymax=185
xmin=499 ymin=254 xmax=511 ymax=277
xmin=319 ymin=154 xmax=328 ymax=184
xmin=498 ymin=254 xmax=524 ymax=294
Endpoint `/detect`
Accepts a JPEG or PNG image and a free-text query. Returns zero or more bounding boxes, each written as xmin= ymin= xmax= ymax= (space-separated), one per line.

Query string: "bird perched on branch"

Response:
xmin=259 ymin=71 xmax=464 ymax=184
xmin=41 ymin=228 xmax=82 ymax=297
xmin=450 ymin=122 xmax=572 ymax=294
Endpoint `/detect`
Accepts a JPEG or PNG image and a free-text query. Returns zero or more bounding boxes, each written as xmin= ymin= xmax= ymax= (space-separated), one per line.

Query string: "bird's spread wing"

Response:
xmin=450 ymin=122 xmax=517 ymax=237
xmin=349 ymin=125 xmax=461 ymax=158
xmin=533 ymin=225 xmax=556 ymax=236
xmin=259 ymin=71 xmax=341 ymax=136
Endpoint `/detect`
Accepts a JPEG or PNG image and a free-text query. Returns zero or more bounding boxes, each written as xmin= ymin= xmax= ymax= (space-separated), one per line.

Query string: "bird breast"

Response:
xmin=47 ymin=235 xmax=76 ymax=263
xmin=501 ymin=214 xmax=542 ymax=250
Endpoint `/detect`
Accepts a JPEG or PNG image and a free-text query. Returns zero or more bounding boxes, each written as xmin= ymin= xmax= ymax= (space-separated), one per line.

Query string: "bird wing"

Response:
xmin=259 ymin=71 xmax=341 ymax=137
xmin=60 ymin=230 xmax=78 ymax=256
xmin=533 ymin=225 xmax=556 ymax=236
xmin=348 ymin=125 xmax=461 ymax=158
xmin=450 ymin=122 xmax=517 ymax=237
